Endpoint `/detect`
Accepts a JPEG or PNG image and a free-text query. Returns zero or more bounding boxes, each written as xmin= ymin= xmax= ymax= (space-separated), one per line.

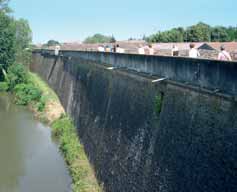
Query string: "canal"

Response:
xmin=0 ymin=93 xmax=71 ymax=192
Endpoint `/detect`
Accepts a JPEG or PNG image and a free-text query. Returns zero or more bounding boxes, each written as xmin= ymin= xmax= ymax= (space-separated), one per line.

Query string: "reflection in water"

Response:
xmin=0 ymin=93 xmax=71 ymax=192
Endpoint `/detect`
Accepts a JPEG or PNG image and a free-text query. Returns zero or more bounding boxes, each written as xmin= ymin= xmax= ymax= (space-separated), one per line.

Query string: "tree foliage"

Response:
xmin=0 ymin=0 xmax=32 ymax=79
xmin=186 ymin=22 xmax=211 ymax=42
xmin=13 ymin=18 xmax=32 ymax=66
xmin=147 ymin=22 xmax=237 ymax=43
xmin=84 ymin=33 xmax=116 ymax=44
xmin=14 ymin=18 xmax=32 ymax=50
xmin=211 ymin=27 xmax=229 ymax=42
xmin=0 ymin=0 xmax=11 ymax=13
xmin=6 ymin=63 xmax=28 ymax=90
xmin=45 ymin=39 xmax=60 ymax=47
xmin=0 ymin=11 xmax=16 ymax=70
xmin=148 ymin=28 xmax=184 ymax=43
xmin=110 ymin=35 xmax=116 ymax=43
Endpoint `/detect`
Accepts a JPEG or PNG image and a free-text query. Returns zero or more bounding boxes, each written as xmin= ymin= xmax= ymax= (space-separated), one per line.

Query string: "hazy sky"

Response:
xmin=10 ymin=0 xmax=237 ymax=43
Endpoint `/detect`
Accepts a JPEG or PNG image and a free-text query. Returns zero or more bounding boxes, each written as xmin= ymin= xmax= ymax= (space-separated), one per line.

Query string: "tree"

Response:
xmin=0 ymin=12 xmax=16 ymax=70
xmin=0 ymin=0 xmax=32 ymax=79
xmin=186 ymin=22 xmax=211 ymax=42
xmin=83 ymin=34 xmax=115 ymax=44
xmin=0 ymin=0 xmax=11 ymax=13
xmin=147 ymin=28 xmax=184 ymax=43
xmin=45 ymin=40 xmax=60 ymax=47
xmin=13 ymin=18 xmax=32 ymax=66
xmin=147 ymin=22 xmax=237 ymax=43
xmin=226 ymin=26 xmax=237 ymax=41
xmin=14 ymin=19 xmax=32 ymax=50
xmin=110 ymin=35 xmax=116 ymax=43
xmin=211 ymin=27 xmax=229 ymax=42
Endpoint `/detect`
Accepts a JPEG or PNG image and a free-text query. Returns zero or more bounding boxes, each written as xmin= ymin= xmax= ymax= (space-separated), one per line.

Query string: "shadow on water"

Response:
xmin=0 ymin=93 xmax=71 ymax=192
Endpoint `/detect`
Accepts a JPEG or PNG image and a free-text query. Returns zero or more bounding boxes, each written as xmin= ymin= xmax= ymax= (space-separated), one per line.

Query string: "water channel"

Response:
xmin=0 ymin=93 xmax=71 ymax=192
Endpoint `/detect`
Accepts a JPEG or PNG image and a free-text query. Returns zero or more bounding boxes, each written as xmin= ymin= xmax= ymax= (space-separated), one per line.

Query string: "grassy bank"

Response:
xmin=27 ymin=72 xmax=65 ymax=124
xmin=0 ymin=64 xmax=102 ymax=192
xmin=32 ymin=73 xmax=102 ymax=192
xmin=28 ymin=73 xmax=102 ymax=192
xmin=52 ymin=116 xmax=102 ymax=192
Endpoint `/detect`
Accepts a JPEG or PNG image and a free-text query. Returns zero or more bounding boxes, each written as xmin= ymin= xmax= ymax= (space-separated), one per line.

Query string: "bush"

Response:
xmin=0 ymin=82 xmax=9 ymax=91
xmin=14 ymin=83 xmax=42 ymax=105
xmin=7 ymin=64 xmax=28 ymax=90
xmin=37 ymin=96 xmax=46 ymax=112
xmin=0 ymin=12 xmax=16 ymax=71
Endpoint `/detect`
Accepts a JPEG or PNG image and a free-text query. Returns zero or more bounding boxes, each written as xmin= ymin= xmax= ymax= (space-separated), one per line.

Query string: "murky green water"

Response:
xmin=0 ymin=93 xmax=71 ymax=192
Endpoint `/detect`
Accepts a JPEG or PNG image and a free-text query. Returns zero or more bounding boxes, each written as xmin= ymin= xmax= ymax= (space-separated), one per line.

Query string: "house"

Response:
xmin=198 ymin=42 xmax=237 ymax=52
xmin=197 ymin=42 xmax=237 ymax=60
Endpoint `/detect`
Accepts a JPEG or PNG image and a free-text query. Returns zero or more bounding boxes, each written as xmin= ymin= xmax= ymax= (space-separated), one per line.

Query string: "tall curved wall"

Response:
xmin=31 ymin=50 xmax=237 ymax=192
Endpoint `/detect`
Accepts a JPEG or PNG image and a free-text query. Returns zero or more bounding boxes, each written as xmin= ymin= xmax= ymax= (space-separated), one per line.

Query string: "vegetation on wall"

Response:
xmin=147 ymin=22 xmax=237 ymax=43
xmin=154 ymin=93 xmax=164 ymax=117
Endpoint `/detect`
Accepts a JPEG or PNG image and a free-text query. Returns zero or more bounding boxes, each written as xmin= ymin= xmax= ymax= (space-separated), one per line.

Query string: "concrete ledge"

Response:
xmin=33 ymin=49 xmax=237 ymax=96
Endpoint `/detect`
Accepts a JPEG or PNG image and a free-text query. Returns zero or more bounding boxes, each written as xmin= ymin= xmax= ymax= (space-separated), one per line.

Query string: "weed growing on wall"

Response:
xmin=154 ymin=93 xmax=164 ymax=117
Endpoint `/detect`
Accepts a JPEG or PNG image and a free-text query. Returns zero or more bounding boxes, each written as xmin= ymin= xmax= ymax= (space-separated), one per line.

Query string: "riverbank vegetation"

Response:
xmin=0 ymin=0 xmax=63 ymax=122
xmin=0 ymin=62 xmax=61 ymax=121
xmin=1 ymin=61 xmax=102 ymax=191
xmin=52 ymin=116 xmax=102 ymax=192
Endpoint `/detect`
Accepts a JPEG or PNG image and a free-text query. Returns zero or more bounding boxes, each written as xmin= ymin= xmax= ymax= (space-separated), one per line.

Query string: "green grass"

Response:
xmin=52 ymin=116 xmax=102 ymax=192
xmin=14 ymin=83 xmax=42 ymax=105
xmin=28 ymin=72 xmax=59 ymax=102
xmin=0 ymin=82 xmax=9 ymax=91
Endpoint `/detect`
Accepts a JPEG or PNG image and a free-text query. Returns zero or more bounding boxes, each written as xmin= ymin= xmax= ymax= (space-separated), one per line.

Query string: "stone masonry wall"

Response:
xmin=31 ymin=51 xmax=237 ymax=192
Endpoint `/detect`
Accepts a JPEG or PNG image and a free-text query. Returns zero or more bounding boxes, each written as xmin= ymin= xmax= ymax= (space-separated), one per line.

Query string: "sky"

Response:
xmin=10 ymin=0 xmax=237 ymax=44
